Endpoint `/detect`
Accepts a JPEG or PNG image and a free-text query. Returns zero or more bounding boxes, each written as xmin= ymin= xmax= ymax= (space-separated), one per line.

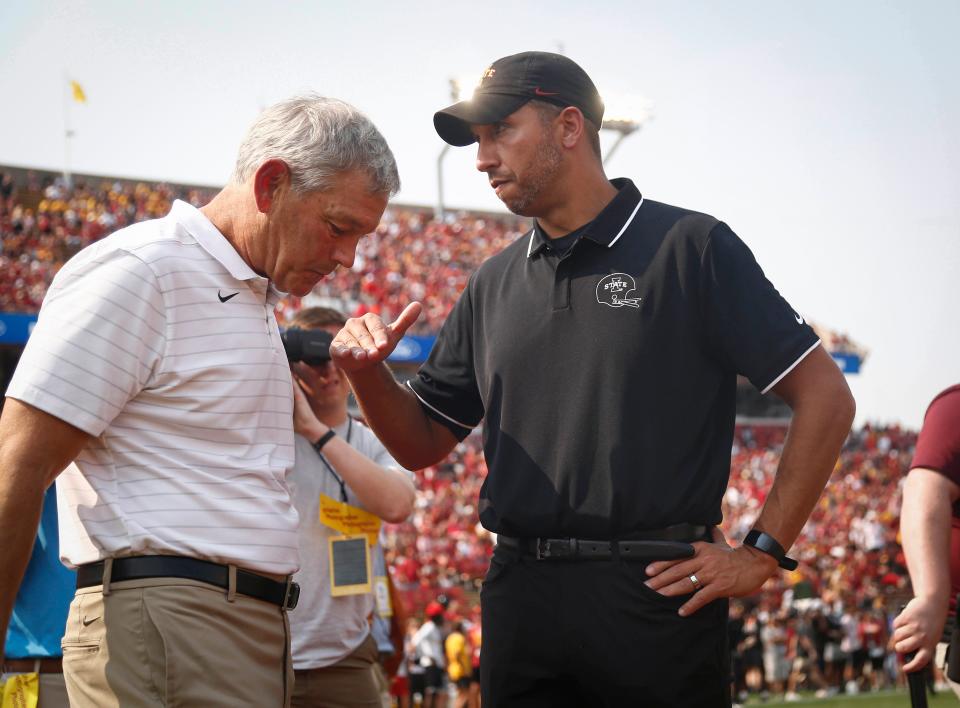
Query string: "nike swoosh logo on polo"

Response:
xmin=218 ymin=290 xmax=239 ymax=303
xmin=534 ymin=88 xmax=559 ymax=96
xmin=82 ymin=615 xmax=100 ymax=626
xmin=794 ymin=312 xmax=804 ymax=325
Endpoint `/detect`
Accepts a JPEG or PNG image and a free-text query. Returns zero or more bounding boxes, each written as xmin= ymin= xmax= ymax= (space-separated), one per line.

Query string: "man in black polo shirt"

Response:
xmin=332 ymin=51 xmax=855 ymax=707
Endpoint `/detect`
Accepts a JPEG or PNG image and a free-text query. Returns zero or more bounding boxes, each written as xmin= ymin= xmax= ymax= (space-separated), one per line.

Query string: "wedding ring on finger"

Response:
xmin=689 ymin=573 xmax=703 ymax=591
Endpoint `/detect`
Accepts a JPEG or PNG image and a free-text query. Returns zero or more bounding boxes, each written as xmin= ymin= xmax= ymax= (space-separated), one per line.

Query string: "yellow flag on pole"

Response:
xmin=70 ymin=80 xmax=87 ymax=103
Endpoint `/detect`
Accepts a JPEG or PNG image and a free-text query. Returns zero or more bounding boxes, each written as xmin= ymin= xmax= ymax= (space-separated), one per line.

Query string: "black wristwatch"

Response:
xmin=312 ymin=429 xmax=336 ymax=454
xmin=742 ymin=530 xmax=798 ymax=571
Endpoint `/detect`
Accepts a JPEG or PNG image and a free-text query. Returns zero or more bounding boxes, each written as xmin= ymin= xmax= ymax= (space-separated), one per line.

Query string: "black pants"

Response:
xmin=480 ymin=545 xmax=731 ymax=707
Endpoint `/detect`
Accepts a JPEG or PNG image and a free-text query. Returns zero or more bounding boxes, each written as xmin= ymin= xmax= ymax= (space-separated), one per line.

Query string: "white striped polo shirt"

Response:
xmin=7 ymin=200 xmax=300 ymax=574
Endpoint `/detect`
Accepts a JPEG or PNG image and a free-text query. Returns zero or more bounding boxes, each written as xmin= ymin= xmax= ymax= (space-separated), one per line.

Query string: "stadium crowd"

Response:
xmin=306 ymin=209 xmax=527 ymax=334
xmin=0 ymin=172 xmax=213 ymax=311
xmin=0 ymin=170 xmax=525 ymax=331
xmin=2 ymin=170 xmax=921 ymax=703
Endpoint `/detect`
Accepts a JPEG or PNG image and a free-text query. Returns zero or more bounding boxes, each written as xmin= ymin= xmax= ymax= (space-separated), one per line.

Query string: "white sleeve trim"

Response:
xmin=760 ymin=339 xmax=822 ymax=394
xmin=405 ymin=380 xmax=476 ymax=431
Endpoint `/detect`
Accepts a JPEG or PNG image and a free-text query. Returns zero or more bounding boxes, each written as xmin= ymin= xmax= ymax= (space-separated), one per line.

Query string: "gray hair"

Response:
xmin=231 ymin=94 xmax=400 ymax=197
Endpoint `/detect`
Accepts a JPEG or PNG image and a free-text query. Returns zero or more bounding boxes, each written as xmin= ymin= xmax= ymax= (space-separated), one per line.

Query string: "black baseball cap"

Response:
xmin=434 ymin=51 xmax=605 ymax=147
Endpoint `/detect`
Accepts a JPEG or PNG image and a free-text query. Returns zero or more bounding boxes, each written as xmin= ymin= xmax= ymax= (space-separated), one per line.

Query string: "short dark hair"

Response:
xmin=530 ymin=100 xmax=602 ymax=159
xmin=288 ymin=306 xmax=347 ymax=330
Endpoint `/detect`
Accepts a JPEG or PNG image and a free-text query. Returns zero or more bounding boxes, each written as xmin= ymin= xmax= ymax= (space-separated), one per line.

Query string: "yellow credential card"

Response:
xmin=319 ymin=494 xmax=381 ymax=545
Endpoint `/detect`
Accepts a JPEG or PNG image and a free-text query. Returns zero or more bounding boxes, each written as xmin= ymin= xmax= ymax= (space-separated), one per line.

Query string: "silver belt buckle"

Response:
xmin=536 ymin=538 xmax=578 ymax=559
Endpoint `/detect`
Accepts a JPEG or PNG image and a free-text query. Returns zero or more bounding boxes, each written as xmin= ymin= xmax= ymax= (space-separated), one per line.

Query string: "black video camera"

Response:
xmin=280 ymin=327 xmax=333 ymax=366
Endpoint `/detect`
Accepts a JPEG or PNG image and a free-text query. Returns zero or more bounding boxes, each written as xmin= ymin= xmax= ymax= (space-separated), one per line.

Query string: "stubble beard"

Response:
xmin=500 ymin=135 xmax=562 ymax=216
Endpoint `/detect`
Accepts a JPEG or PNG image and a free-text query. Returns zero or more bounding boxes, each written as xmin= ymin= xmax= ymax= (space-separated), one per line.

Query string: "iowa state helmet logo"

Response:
xmin=596 ymin=273 xmax=642 ymax=308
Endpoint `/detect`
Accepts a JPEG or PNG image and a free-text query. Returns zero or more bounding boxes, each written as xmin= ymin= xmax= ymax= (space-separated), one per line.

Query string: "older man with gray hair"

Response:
xmin=0 ymin=95 xmax=398 ymax=707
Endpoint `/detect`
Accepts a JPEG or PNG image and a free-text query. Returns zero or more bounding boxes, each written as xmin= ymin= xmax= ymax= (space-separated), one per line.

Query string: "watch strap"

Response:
xmin=312 ymin=429 xmax=337 ymax=454
xmin=743 ymin=529 xmax=798 ymax=571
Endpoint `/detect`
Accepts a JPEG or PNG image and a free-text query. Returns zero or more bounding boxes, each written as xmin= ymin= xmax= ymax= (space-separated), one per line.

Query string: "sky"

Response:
xmin=1 ymin=0 xmax=957 ymax=429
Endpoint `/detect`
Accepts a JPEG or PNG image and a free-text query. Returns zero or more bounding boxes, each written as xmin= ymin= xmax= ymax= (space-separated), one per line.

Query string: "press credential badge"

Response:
xmin=319 ymin=493 xmax=380 ymax=596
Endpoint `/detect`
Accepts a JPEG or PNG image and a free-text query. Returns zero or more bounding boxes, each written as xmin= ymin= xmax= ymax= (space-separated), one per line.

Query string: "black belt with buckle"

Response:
xmin=76 ymin=555 xmax=300 ymax=610
xmin=497 ymin=523 xmax=709 ymax=561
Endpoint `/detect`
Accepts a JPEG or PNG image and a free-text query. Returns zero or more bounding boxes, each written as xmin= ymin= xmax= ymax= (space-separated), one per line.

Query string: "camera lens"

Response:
xmin=281 ymin=328 xmax=333 ymax=366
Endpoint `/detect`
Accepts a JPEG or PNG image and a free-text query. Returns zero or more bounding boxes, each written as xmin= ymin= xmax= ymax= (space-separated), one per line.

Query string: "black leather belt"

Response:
xmin=3 ymin=658 xmax=62 ymax=674
xmin=76 ymin=556 xmax=299 ymax=610
xmin=498 ymin=523 xmax=709 ymax=561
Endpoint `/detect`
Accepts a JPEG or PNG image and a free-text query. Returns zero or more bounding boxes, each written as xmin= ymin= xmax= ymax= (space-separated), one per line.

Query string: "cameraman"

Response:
xmin=285 ymin=307 xmax=416 ymax=708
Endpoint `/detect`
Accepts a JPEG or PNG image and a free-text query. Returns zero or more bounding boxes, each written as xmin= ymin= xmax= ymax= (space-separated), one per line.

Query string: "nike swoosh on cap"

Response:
xmin=534 ymin=87 xmax=559 ymax=96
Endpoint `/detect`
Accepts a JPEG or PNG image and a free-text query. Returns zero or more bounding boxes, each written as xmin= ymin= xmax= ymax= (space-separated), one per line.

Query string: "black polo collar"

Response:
xmin=526 ymin=178 xmax=644 ymax=258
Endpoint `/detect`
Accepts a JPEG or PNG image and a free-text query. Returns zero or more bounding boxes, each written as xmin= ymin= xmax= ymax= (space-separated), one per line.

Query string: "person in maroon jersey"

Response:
xmin=893 ymin=385 xmax=960 ymax=694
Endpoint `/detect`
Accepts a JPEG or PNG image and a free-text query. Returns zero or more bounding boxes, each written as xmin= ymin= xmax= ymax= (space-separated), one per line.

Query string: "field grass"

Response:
xmin=743 ymin=688 xmax=956 ymax=706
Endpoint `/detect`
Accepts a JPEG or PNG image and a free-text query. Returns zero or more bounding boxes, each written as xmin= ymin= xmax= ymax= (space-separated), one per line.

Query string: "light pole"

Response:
xmin=436 ymin=78 xmax=461 ymax=220
xmin=62 ymin=73 xmax=75 ymax=188
xmin=601 ymin=118 xmax=641 ymax=166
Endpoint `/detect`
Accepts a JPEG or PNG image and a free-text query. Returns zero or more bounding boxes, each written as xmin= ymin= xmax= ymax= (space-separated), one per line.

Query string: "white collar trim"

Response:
xmin=169 ymin=200 xmax=261 ymax=281
xmin=607 ymin=196 xmax=644 ymax=248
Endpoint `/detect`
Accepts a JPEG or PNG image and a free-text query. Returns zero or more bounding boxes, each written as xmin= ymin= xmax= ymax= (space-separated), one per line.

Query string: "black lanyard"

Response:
xmin=317 ymin=418 xmax=352 ymax=503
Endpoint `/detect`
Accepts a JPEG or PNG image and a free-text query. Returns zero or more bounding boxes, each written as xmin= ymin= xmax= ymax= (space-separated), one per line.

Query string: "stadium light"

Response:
xmin=600 ymin=93 xmax=654 ymax=166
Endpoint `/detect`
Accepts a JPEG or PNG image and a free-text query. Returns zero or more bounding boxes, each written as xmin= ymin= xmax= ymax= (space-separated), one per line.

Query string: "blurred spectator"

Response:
xmin=410 ymin=603 xmax=446 ymax=708
xmin=445 ymin=621 xmax=472 ymax=708
xmin=762 ymin=612 xmax=789 ymax=698
xmin=0 ymin=172 xmax=15 ymax=204
xmin=785 ymin=608 xmax=830 ymax=700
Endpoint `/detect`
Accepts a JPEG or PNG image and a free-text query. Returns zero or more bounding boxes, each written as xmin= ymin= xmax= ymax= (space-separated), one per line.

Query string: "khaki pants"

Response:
xmin=291 ymin=633 xmax=381 ymax=708
xmin=63 ymin=576 xmax=293 ymax=707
